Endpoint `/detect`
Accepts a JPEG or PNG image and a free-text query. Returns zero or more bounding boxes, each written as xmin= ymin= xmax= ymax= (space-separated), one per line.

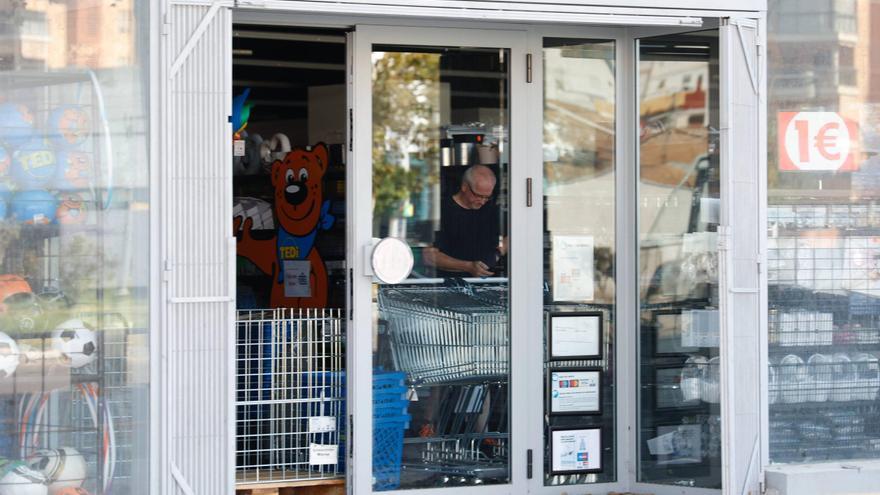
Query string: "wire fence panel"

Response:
xmin=235 ymin=308 xmax=345 ymax=484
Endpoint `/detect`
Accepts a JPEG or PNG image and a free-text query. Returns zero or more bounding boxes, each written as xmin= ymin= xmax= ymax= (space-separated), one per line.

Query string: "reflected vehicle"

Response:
xmin=637 ymin=30 xmax=723 ymax=489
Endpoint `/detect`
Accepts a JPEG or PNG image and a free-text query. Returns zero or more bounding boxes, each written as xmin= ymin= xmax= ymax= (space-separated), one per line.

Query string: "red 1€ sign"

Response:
xmin=778 ymin=111 xmax=859 ymax=171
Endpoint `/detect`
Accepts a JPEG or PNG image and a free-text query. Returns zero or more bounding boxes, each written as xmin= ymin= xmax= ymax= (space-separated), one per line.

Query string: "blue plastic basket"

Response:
xmin=373 ymin=414 xmax=411 ymax=491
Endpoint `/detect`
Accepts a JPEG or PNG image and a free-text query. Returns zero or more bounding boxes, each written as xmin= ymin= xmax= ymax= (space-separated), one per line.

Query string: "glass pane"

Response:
xmin=371 ymin=45 xmax=510 ymax=490
xmin=0 ymin=2 xmax=150 ymax=493
xmin=637 ymin=31 xmax=722 ymax=489
xmin=767 ymin=0 xmax=880 ymax=465
xmin=542 ymin=39 xmax=616 ymax=485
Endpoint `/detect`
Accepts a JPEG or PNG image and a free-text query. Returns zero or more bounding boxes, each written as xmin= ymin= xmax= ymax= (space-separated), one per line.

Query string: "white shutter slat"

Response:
xmin=161 ymin=3 xmax=234 ymax=494
xmin=720 ymin=18 xmax=763 ymax=495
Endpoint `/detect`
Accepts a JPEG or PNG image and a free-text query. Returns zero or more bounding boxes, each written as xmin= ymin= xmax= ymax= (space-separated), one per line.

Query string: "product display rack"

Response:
xmin=767 ymin=198 xmax=880 ymax=464
xmin=637 ymin=296 xmax=722 ymax=489
xmin=0 ymin=69 xmax=125 ymax=494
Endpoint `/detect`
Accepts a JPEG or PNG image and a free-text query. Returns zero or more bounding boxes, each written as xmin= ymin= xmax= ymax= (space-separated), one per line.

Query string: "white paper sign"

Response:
xmin=283 ymin=260 xmax=311 ymax=298
xmin=550 ymin=370 xmax=600 ymax=413
xmin=647 ymin=424 xmax=702 ymax=465
xmin=551 ymin=428 xmax=602 ymax=473
xmin=309 ymin=444 xmax=339 ymax=466
xmin=551 ymin=315 xmax=601 ymax=358
xmin=681 ymin=309 xmax=719 ymax=348
xmin=233 ymin=139 xmax=246 ymax=157
xmin=308 ymin=416 xmax=337 ymax=433
xmin=552 ymin=235 xmax=594 ymax=302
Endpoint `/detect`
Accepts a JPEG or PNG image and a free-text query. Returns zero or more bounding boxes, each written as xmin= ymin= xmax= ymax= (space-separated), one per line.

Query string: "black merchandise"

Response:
xmin=434 ymin=195 xmax=500 ymax=278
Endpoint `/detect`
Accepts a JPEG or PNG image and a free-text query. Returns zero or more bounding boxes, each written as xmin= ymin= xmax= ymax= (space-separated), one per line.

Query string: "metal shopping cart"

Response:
xmin=377 ymin=282 xmax=510 ymax=485
xmin=377 ymin=283 xmax=509 ymax=386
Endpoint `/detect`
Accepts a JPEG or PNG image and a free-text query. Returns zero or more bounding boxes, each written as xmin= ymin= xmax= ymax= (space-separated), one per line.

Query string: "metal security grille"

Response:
xmin=235 ymin=308 xmax=345 ymax=484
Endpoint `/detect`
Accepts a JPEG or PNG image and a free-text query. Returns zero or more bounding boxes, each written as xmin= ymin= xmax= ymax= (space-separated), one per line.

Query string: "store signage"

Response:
xmin=778 ymin=111 xmax=859 ymax=172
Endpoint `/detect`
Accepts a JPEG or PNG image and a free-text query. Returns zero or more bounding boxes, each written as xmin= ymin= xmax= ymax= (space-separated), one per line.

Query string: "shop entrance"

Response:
xmin=197 ymin=9 xmax=762 ymax=495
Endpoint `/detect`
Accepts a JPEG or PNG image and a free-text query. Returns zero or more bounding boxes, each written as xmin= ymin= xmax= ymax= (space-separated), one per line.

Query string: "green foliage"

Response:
xmin=371 ymin=51 xmax=441 ymax=216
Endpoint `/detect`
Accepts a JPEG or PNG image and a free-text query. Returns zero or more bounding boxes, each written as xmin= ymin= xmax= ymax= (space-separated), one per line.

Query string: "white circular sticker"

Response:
xmin=371 ymin=237 xmax=413 ymax=284
xmin=782 ymin=111 xmax=852 ymax=171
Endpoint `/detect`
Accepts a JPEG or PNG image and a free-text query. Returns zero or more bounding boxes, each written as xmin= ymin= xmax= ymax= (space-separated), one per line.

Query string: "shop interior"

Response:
xmin=231 ymin=24 xmax=349 ymax=488
xmin=228 ymin=19 xmax=734 ymax=495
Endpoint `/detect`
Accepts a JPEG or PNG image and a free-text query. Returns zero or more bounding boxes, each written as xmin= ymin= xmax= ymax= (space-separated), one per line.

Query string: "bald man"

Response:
xmin=424 ymin=165 xmax=506 ymax=278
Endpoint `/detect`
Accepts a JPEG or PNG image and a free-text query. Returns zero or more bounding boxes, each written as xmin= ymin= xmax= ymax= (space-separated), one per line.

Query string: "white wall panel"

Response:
xmin=160 ymin=3 xmax=234 ymax=494
xmin=720 ymin=18 xmax=764 ymax=495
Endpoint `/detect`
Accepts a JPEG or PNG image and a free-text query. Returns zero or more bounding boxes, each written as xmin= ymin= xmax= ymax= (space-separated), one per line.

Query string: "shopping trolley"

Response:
xmin=377 ymin=283 xmax=510 ymax=485
xmin=377 ymin=283 xmax=509 ymax=385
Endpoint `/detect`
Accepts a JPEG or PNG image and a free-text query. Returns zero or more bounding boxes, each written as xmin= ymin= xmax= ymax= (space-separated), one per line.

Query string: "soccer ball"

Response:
xmin=233 ymin=197 xmax=274 ymax=231
xmin=0 ymin=332 xmax=20 ymax=379
xmin=10 ymin=190 xmax=57 ymax=225
xmin=0 ymin=103 xmax=35 ymax=149
xmin=0 ymin=146 xmax=10 ymax=176
xmin=27 ymin=448 xmax=87 ymax=493
xmin=51 ymin=320 xmax=97 ymax=368
xmin=11 ymin=141 xmax=57 ymax=190
xmin=0 ymin=461 xmax=48 ymax=495
xmin=55 ymin=194 xmax=88 ymax=225
xmin=47 ymin=107 xmax=90 ymax=150
xmin=54 ymin=152 xmax=92 ymax=191
xmin=52 ymin=488 xmax=89 ymax=495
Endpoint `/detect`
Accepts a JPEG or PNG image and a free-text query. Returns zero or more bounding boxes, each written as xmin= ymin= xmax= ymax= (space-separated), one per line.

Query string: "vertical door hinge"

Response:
xmin=348 ymin=414 xmax=354 ymax=459
xmin=526 ymin=178 xmax=533 ymax=207
xmin=161 ymin=13 xmax=170 ymax=36
xmin=526 ymin=53 xmax=533 ymax=83
xmin=348 ymin=268 xmax=354 ymax=321
xmin=348 ymin=108 xmax=354 ymax=153
xmin=526 ymin=449 xmax=533 ymax=479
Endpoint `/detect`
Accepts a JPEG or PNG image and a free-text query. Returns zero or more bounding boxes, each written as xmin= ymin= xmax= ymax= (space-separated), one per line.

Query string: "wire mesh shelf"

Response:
xmin=769 ymin=353 xmax=880 ymax=404
xmin=235 ymin=308 xmax=345 ymax=484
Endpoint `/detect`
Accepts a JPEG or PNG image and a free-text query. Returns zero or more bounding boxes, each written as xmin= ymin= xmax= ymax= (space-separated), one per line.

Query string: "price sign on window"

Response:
xmin=778 ymin=111 xmax=859 ymax=172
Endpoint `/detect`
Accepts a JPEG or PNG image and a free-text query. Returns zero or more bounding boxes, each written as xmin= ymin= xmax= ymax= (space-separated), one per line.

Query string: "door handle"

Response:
xmin=526 ymin=178 xmax=533 ymax=207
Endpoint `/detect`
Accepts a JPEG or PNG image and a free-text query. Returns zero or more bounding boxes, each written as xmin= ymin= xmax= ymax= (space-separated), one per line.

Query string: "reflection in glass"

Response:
xmin=766 ymin=0 xmax=880 ymax=465
xmin=371 ymin=46 xmax=510 ymax=490
xmin=541 ymin=39 xmax=617 ymax=485
xmin=0 ymin=2 xmax=150 ymax=493
xmin=637 ymin=31 xmax=722 ymax=489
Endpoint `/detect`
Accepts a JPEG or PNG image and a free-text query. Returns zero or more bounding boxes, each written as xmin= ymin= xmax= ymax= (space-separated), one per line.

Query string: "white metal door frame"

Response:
xmin=524 ymin=24 xmax=631 ymax=495
xmin=628 ymin=26 xmax=724 ymax=495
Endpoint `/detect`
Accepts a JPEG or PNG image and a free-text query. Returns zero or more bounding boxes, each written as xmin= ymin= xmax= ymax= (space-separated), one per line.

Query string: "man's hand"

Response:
xmin=467 ymin=261 xmax=494 ymax=277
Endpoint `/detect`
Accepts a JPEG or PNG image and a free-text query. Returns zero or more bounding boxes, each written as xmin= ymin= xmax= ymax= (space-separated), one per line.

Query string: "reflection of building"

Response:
xmin=767 ymin=0 xmax=869 ymax=177
xmin=0 ymin=0 xmax=135 ymax=70
xmin=768 ymin=0 xmax=859 ymax=116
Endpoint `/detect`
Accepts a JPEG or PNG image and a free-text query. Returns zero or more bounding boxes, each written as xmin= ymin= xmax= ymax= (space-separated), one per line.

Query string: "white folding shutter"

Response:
xmin=719 ymin=18 xmax=763 ymax=495
xmin=159 ymin=2 xmax=234 ymax=494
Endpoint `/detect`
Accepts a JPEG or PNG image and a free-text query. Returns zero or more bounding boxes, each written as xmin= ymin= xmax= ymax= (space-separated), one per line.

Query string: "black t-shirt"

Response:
xmin=434 ymin=195 xmax=500 ymax=277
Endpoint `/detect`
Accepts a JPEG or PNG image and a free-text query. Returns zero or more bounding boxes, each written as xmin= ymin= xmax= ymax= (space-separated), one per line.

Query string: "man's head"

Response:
xmin=459 ymin=165 xmax=496 ymax=209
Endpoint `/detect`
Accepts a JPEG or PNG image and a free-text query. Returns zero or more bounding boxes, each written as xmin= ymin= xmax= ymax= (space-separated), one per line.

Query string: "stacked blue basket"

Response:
xmin=372 ymin=370 xmax=410 ymax=491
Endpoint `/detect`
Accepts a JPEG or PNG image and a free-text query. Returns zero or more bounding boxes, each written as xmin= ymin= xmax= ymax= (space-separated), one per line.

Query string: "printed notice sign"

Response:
xmin=552 ymin=235 xmax=594 ymax=302
xmin=308 ymin=416 xmax=337 ymax=433
xmin=283 ymin=260 xmax=311 ymax=298
xmin=309 ymin=444 xmax=339 ymax=466
xmin=550 ymin=428 xmax=602 ymax=474
xmin=550 ymin=370 xmax=601 ymax=414
xmin=549 ymin=313 xmax=602 ymax=359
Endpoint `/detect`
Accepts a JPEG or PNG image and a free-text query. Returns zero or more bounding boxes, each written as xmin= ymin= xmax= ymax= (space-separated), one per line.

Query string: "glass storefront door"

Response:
xmin=635 ymin=29 xmax=724 ymax=492
xmin=349 ymin=21 xmax=741 ymax=495
xmin=349 ymin=26 xmax=528 ymax=494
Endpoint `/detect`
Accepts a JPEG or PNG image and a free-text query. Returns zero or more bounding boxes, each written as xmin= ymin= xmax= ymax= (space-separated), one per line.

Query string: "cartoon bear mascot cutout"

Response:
xmin=235 ymin=143 xmax=335 ymax=308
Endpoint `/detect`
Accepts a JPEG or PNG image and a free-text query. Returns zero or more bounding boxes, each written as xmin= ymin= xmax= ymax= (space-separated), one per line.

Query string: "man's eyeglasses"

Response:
xmin=466 ymin=182 xmax=493 ymax=201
